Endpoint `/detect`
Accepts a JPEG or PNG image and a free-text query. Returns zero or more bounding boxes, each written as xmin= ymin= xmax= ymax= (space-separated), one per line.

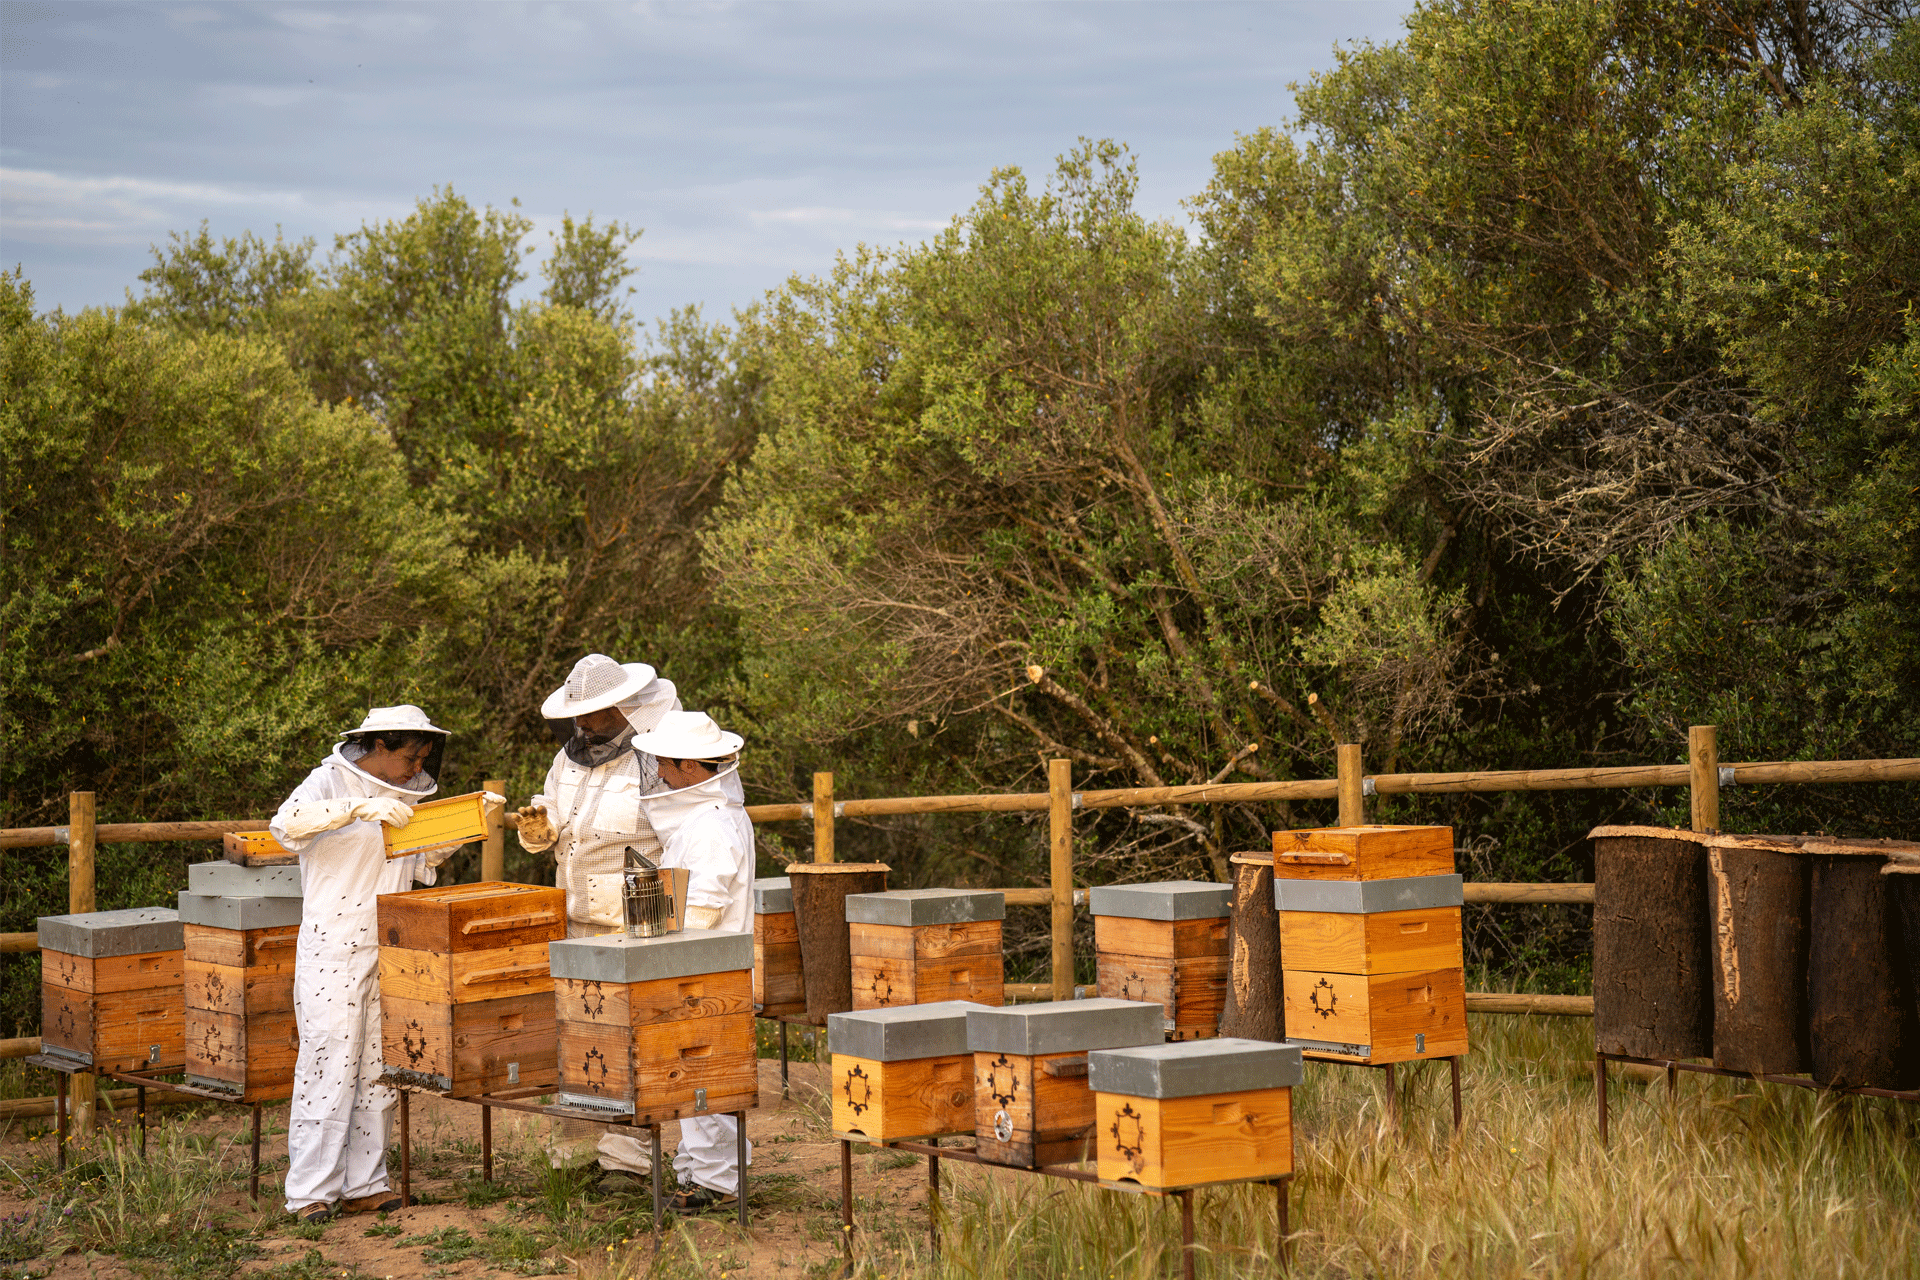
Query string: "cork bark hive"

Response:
xmin=1274 ymin=827 xmax=1468 ymax=1064
xmin=1589 ymin=825 xmax=1712 ymax=1060
xmin=378 ymin=881 xmax=564 ymax=1096
xmin=966 ymin=998 xmax=1163 ymax=1168
xmin=1088 ymin=1038 xmax=1302 ymax=1192
xmin=1091 ymin=882 xmax=1232 ymax=1040
xmin=180 ymin=862 xmax=304 ymax=1101
xmin=550 ymin=929 xmax=758 ymax=1123
xmin=38 ymin=907 xmax=185 ymax=1073
xmin=828 ymin=1000 xmax=977 ymax=1142
xmin=752 ymin=878 xmax=806 ymax=1018
xmin=846 ymin=889 xmax=1005 ymax=1009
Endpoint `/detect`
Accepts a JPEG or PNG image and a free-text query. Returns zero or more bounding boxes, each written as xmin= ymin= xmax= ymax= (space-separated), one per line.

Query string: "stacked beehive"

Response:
xmin=1088 ymin=1038 xmax=1302 ymax=1192
xmin=847 ymin=889 xmax=1005 ymax=1010
xmin=180 ymin=861 xmax=304 ymax=1100
xmin=966 ymin=998 xmax=1163 ymax=1168
xmin=1273 ymin=825 xmax=1467 ymax=1063
xmin=38 ymin=907 xmax=185 ymax=1073
xmin=752 ymin=878 xmax=807 ymax=1019
xmin=1091 ymin=883 xmax=1232 ymax=1040
xmin=827 ymin=1001 xmax=977 ymax=1142
xmin=378 ymin=882 xmax=564 ymax=1096
xmin=550 ymin=929 xmax=758 ymax=1122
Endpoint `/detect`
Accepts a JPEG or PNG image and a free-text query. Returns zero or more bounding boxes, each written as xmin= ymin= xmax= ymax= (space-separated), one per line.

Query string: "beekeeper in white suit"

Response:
xmin=270 ymin=705 xmax=487 ymax=1224
xmin=515 ymin=654 xmax=680 ymax=1184
xmin=630 ymin=709 xmax=755 ymax=1211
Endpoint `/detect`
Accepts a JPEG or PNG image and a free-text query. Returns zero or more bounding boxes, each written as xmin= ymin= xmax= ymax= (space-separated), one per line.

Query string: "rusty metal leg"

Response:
xmin=55 ymin=1072 xmax=67 ymax=1173
xmin=840 ymin=1139 xmax=854 ymax=1277
xmin=780 ymin=1021 xmax=790 ymax=1098
xmin=928 ymin=1149 xmax=941 ymax=1262
xmin=736 ymin=1111 xmax=748 ymax=1229
xmin=1450 ymin=1056 xmax=1462 ymax=1132
xmin=1277 ymin=1178 xmax=1291 ymax=1273
xmin=650 ymin=1126 xmax=663 ymax=1247
xmin=1385 ymin=1063 xmax=1398 ymax=1126
xmin=1180 ymin=1189 xmax=1196 ymax=1280
xmin=399 ymin=1090 xmax=411 ymax=1207
xmin=482 ymin=1105 xmax=493 ymax=1182
xmin=1595 ymin=1054 xmax=1609 ymax=1148
xmin=250 ymin=1103 xmax=262 ymax=1203
xmin=1666 ymin=1062 xmax=1679 ymax=1100
xmin=138 ymin=1085 xmax=148 ymax=1159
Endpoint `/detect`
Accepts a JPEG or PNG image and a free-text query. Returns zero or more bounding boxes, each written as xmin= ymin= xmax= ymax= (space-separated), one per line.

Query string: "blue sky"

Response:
xmin=2 ymin=1 xmax=1414 ymax=328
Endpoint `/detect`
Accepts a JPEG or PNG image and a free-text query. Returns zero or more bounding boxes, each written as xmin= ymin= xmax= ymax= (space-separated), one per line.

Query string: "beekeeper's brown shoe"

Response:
xmin=340 ymin=1193 xmax=403 ymax=1215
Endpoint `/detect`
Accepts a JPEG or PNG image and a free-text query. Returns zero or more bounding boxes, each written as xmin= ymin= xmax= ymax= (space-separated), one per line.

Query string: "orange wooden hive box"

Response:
xmin=549 ymin=929 xmax=759 ymax=1123
xmin=753 ymin=878 xmax=806 ymax=1018
xmin=1091 ymin=882 xmax=1232 ymax=1040
xmin=828 ymin=1001 xmax=977 ymax=1143
xmin=967 ymin=998 xmax=1164 ymax=1169
xmin=1089 ymin=1038 xmax=1301 ymax=1193
xmin=846 ymin=889 xmax=1005 ymax=1010
xmin=377 ymin=881 xmax=565 ymax=1096
xmin=37 ymin=908 xmax=185 ymax=1073
xmin=179 ymin=880 xmax=302 ymax=1102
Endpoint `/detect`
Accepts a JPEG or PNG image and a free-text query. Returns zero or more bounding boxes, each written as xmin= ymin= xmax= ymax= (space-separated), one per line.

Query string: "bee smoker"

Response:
xmin=622 ymin=845 xmax=668 ymax=938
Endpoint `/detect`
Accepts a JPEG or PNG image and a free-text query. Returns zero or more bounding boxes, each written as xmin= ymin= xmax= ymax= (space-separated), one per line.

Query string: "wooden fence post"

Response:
xmin=482 ymin=778 xmax=506 ymax=882
xmin=1049 ymin=759 xmax=1074 ymax=1001
xmin=1689 ymin=726 xmax=1719 ymax=833
xmin=68 ymin=792 xmax=96 ymax=1136
xmin=1337 ymin=744 xmax=1365 ymax=827
xmin=813 ymin=772 xmax=835 ymax=863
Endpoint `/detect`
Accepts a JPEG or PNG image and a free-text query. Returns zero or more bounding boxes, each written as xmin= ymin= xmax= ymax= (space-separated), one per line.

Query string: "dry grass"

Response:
xmin=839 ymin=1013 xmax=1920 ymax=1279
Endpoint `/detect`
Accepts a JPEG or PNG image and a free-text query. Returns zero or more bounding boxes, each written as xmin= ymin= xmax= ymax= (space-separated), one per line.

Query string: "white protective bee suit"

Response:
xmin=269 ymin=707 xmax=454 ymax=1215
xmin=633 ymin=711 xmax=757 ymax=1197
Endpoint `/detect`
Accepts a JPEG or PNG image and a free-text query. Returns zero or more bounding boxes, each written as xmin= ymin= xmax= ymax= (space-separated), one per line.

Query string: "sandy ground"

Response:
xmin=0 ymin=1057 xmax=957 ymax=1280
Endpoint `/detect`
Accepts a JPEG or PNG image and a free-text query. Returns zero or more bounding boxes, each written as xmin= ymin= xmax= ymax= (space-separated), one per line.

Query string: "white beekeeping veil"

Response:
xmin=619 ymin=675 xmax=681 ymax=735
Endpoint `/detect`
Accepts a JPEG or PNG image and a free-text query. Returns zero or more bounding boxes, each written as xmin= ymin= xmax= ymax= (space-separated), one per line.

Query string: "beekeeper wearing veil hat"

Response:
xmin=270 ymin=704 xmax=496 ymax=1224
xmin=631 ymin=709 xmax=755 ymax=1211
xmin=516 ymin=653 xmax=680 ymax=1184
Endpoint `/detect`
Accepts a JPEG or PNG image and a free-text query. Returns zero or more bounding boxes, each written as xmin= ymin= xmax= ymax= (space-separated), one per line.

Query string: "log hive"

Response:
xmin=1701 ymin=834 xmax=1812 ymax=1074
xmin=1219 ymin=853 xmax=1283 ymax=1043
xmin=1091 ymin=882 xmax=1232 ymax=1041
xmin=846 ymin=889 xmax=1005 ymax=1010
xmin=1590 ymin=825 xmax=1712 ymax=1060
xmin=1807 ymin=854 xmax=1919 ymax=1089
xmin=786 ymin=862 xmax=889 ymax=1023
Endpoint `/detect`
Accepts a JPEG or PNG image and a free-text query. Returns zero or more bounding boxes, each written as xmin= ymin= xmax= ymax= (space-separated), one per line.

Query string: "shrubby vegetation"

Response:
xmin=4 ymin=0 xmax=1917 ymax=1022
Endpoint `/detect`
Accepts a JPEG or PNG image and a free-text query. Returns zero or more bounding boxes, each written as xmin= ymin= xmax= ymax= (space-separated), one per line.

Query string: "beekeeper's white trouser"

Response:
xmin=285 ymin=947 xmax=393 ymax=1210
xmin=673 ymin=1115 xmax=750 ymax=1196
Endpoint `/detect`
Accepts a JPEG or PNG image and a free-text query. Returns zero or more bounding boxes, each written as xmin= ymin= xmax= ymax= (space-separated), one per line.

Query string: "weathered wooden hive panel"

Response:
xmin=179 ymin=887 xmax=302 ymax=1100
xmin=38 ymin=907 xmax=185 ymax=1073
xmin=753 ymin=878 xmax=806 ymax=1018
xmin=550 ymin=929 xmax=758 ymax=1123
xmin=828 ymin=1000 xmax=977 ymax=1142
xmin=966 ymin=998 xmax=1163 ymax=1168
xmin=1089 ymin=1037 xmax=1302 ymax=1192
xmin=378 ymin=881 xmax=565 ymax=1096
xmin=1091 ymin=882 xmax=1232 ymax=1040
xmin=847 ymin=889 xmax=1005 ymax=1010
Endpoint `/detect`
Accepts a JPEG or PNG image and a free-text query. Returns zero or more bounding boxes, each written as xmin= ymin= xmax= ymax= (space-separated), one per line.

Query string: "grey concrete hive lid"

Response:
xmin=845 ymin=888 xmax=1005 ymax=926
xmin=548 ymin=928 xmax=753 ymax=984
xmin=966 ymin=998 xmax=1163 ymax=1056
xmin=1274 ymin=873 xmax=1463 ymax=915
xmin=1088 ymin=1037 xmax=1304 ymax=1098
xmin=188 ymin=861 xmax=304 ymax=898
xmin=37 ymin=907 xmax=182 ymax=958
xmin=753 ymin=878 xmax=793 ymax=914
xmin=175 ymin=892 xmax=304 ymax=930
xmin=828 ymin=1000 xmax=978 ymax=1061
xmin=1087 ymin=881 xmax=1232 ymax=921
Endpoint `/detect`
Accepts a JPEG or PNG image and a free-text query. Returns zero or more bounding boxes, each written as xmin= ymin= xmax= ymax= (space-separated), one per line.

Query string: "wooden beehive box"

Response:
xmin=222 ymin=830 xmax=297 ymax=866
xmin=966 ymin=998 xmax=1163 ymax=1168
xmin=1091 ymin=882 xmax=1232 ymax=1040
xmin=1272 ymin=825 xmax=1454 ymax=881
xmin=179 ymin=890 xmax=302 ymax=1100
xmin=1281 ymin=966 xmax=1467 ymax=1063
xmin=378 ymin=881 xmax=564 ymax=1096
xmin=384 ymin=791 xmax=490 ymax=860
xmin=828 ymin=1000 xmax=976 ymax=1142
xmin=37 ymin=908 xmax=185 ymax=1072
xmin=1089 ymin=1038 xmax=1302 ymax=1192
xmin=550 ymin=928 xmax=758 ymax=1122
xmin=753 ymin=878 xmax=806 ymax=1018
xmin=847 ymin=889 xmax=1005 ymax=1009
xmin=1274 ymin=874 xmax=1465 ymax=975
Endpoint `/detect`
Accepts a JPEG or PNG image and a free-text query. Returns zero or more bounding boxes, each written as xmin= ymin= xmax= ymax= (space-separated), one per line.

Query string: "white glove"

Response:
xmin=423 ymin=843 xmax=457 ymax=868
xmin=349 ymin=797 xmax=412 ymax=828
xmin=517 ymin=804 xmax=556 ymax=852
xmin=482 ymin=791 xmax=505 ymax=814
xmin=684 ymin=904 xmax=723 ymax=931
xmin=277 ymin=799 xmax=358 ymax=840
